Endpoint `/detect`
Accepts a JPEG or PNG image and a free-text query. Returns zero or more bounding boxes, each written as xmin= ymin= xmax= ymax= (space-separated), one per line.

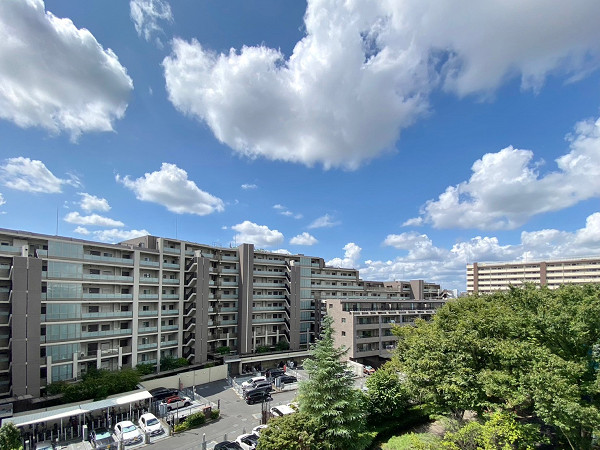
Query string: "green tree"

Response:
xmin=257 ymin=412 xmax=318 ymax=450
xmin=135 ymin=363 xmax=156 ymax=375
xmin=383 ymin=432 xmax=441 ymax=450
xmin=0 ymin=422 xmax=22 ymax=450
xmin=297 ymin=315 xmax=365 ymax=449
xmin=394 ymin=285 xmax=600 ymax=449
xmin=364 ymin=361 xmax=410 ymax=423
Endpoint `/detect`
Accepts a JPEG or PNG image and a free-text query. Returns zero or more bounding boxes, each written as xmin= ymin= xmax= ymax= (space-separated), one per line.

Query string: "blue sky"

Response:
xmin=1 ymin=0 xmax=600 ymax=291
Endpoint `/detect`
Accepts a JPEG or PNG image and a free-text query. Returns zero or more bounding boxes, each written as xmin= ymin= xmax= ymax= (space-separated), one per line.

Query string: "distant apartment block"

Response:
xmin=467 ymin=258 xmax=600 ymax=295
xmin=0 ymin=228 xmax=446 ymax=409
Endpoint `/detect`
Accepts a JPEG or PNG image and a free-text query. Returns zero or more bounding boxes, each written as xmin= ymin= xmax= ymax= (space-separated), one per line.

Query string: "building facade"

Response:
xmin=0 ymin=228 xmax=445 ymax=407
xmin=324 ymin=280 xmax=444 ymax=363
xmin=467 ymin=258 xmax=600 ymax=295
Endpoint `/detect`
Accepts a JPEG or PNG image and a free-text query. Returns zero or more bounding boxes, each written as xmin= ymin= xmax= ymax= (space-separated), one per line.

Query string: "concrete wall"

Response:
xmin=238 ymin=244 xmax=254 ymax=354
xmin=140 ymin=365 xmax=227 ymax=391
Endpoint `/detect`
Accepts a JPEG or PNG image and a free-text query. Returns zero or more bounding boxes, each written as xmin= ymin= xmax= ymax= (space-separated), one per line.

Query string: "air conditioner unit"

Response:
xmin=80 ymin=353 xmax=85 ymax=358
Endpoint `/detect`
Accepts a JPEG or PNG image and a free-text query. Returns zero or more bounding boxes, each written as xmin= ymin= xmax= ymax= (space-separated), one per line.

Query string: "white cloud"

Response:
xmin=308 ymin=214 xmax=339 ymax=229
xmin=73 ymin=226 xmax=90 ymax=235
xmin=163 ymin=0 xmax=600 ymax=169
xmin=231 ymin=221 xmax=284 ymax=247
xmin=1 ymin=157 xmax=67 ymax=193
xmin=130 ymin=0 xmax=173 ymax=44
xmin=79 ymin=193 xmax=110 ymax=213
xmin=0 ymin=193 xmax=5 ymax=206
xmin=290 ymin=232 xmax=318 ymax=246
xmin=93 ymin=228 xmax=150 ymax=243
xmin=327 ymin=243 xmax=362 ymax=268
xmin=272 ymin=249 xmax=292 ymax=255
xmin=0 ymin=0 xmax=132 ymax=140
xmin=409 ymin=116 xmax=600 ymax=230
xmin=116 ymin=163 xmax=224 ymax=215
xmin=360 ymin=212 xmax=600 ymax=290
xmin=64 ymin=212 xmax=124 ymax=228
xmin=274 ymin=204 xmax=303 ymax=219
xmin=241 ymin=183 xmax=257 ymax=190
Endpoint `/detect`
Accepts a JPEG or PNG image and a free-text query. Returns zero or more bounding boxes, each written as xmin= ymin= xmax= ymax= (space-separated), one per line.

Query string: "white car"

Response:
xmin=114 ymin=420 xmax=143 ymax=446
xmin=251 ymin=424 xmax=268 ymax=436
xmin=138 ymin=412 xmax=163 ymax=436
xmin=241 ymin=376 xmax=267 ymax=389
xmin=269 ymin=404 xmax=296 ymax=417
xmin=235 ymin=433 xmax=259 ymax=450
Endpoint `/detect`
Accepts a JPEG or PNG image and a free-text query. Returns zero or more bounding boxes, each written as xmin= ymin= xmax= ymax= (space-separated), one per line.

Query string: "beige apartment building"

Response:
xmin=467 ymin=258 xmax=600 ymax=295
xmin=325 ymin=280 xmax=445 ymax=364
xmin=0 ymin=228 xmax=446 ymax=411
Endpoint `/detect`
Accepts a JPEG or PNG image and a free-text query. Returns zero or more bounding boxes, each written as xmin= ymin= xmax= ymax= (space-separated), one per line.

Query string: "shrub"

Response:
xmin=185 ymin=411 xmax=206 ymax=427
xmin=211 ymin=408 xmax=220 ymax=420
xmin=136 ymin=363 xmax=156 ymax=375
xmin=256 ymin=346 xmax=270 ymax=354
xmin=216 ymin=346 xmax=231 ymax=355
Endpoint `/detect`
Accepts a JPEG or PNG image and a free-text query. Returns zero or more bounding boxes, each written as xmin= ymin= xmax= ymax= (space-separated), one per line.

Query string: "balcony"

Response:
xmin=138 ymin=326 xmax=159 ymax=333
xmin=161 ymin=340 xmax=178 ymax=347
xmin=252 ymin=306 xmax=285 ymax=311
xmin=81 ymin=328 xmax=132 ymax=339
xmin=220 ymin=319 xmax=237 ymax=325
xmin=221 ymin=255 xmax=238 ymax=261
xmin=162 ymin=279 xmax=180 ymax=284
xmin=162 ymin=309 xmax=179 ymax=315
xmin=139 ymin=277 xmax=159 ymax=283
xmin=252 ymin=318 xmax=285 ymax=324
xmin=139 ymin=293 xmax=159 ymax=299
xmin=138 ymin=343 xmax=158 ymax=350
xmin=82 ymin=293 xmax=133 ymax=300
xmin=140 ymin=260 xmax=160 ymax=267
xmin=163 ymin=247 xmax=180 ymax=254
xmin=83 ymin=274 xmax=134 ymax=282
xmin=139 ymin=310 xmax=158 ymax=316
xmin=163 ymin=263 xmax=180 ymax=269
xmin=161 ymin=325 xmax=179 ymax=331
xmin=0 ymin=246 xmax=22 ymax=255
xmin=83 ymin=254 xmax=133 ymax=265
xmin=81 ymin=311 xmax=133 ymax=319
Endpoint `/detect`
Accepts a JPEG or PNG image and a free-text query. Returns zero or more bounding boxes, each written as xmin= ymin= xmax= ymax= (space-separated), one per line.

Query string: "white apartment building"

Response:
xmin=0 ymin=228 xmax=446 ymax=411
xmin=467 ymin=258 xmax=600 ymax=295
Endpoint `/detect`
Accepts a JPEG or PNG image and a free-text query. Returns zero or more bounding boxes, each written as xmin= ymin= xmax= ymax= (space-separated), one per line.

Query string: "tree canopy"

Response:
xmin=394 ymin=284 xmax=600 ymax=449
xmin=0 ymin=422 xmax=22 ymax=450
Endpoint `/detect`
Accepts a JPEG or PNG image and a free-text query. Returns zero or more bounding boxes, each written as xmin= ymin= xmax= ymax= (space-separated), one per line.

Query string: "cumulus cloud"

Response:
xmin=93 ymin=228 xmax=150 ymax=243
xmin=308 ymin=214 xmax=339 ymax=229
xmin=1 ymin=157 xmax=68 ymax=193
xmin=64 ymin=212 xmax=124 ymax=228
xmin=163 ymin=0 xmax=600 ymax=169
xmin=231 ymin=221 xmax=284 ymax=247
xmin=409 ymin=116 xmax=600 ymax=230
xmin=116 ymin=163 xmax=224 ymax=215
xmin=73 ymin=226 xmax=90 ymax=235
xmin=360 ymin=212 xmax=600 ymax=290
xmin=241 ymin=183 xmax=257 ymax=190
xmin=327 ymin=243 xmax=362 ymax=268
xmin=0 ymin=193 xmax=5 ymax=206
xmin=290 ymin=232 xmax=318 ymax=246
xmin=272 ymin=249 xmax=292 ymax=255
xmin=130 ymin=0 xmax=173 ymax=44
xmin=0 ymin=0 xmax=132 ymax=140
xmin=79 ymin=193 xmax=110 ymax=212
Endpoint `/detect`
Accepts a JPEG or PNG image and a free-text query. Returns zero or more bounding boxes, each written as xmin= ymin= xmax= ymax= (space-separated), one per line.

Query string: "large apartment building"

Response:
xmin=324 ymin=280 xmax=444 ymax=363
xmin=0 ymin=228 xmax=445 ymax=408
xmin=467 ymin=257 xmax=600 ymax=295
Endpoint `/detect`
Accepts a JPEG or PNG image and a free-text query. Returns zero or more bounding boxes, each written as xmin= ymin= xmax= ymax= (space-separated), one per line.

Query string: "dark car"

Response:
xmin=245 ymin=390 xmax=272 ymax=405
xmin=214 ymin=441 xmax=243 ymax=450
xmin=243 ymin=384 xmax=272 ymax=399
xmin=264 ymin=368 xmax=285 ymax=379
xmin=90 ymin=427 xmax=116 ymax=449
xmin=149 ymin=387 xmax=179 ymax=402
xmin=276 ymin=375 xmax=297 ymax=384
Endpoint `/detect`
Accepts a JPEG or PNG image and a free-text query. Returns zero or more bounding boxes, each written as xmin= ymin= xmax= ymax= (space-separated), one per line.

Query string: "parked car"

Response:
xmin=164 ymin=395 xmax=192 ymax=411
xmin=264 ymin=368 xmax=285 ymax=379
xmin=275 ymin=375 xmax=297 ymax=384
xmin=34 ymin=441 xmax=55 ymax=450
xmin=235 ymin=433 xmax=259 ymax=450
xmin=149 ymin=387 xmax=179 ymax=402
xmin=270 ymin=404 xmax=296 ymax=417
xmin=138 ymin=412 xmax=163 ymax=436
xmin=214 ymin=441 xmax=243 ymax=450
xmin=251 ymin=424 xmax=268 ymax=436
xmin=114 ymin=421 xmax=142 ymax=446
xmin=245 ymin=390 xmax=272 ymax=405
xmin=363 ymin=365 xmax=375 ymax=375
xmin=90 ymin=427 xmax=116 ymax=449
xmin=241 ymin=376 xmax=267 ymax=389
xmin=242 ymin=380 xmax=272 ymax=393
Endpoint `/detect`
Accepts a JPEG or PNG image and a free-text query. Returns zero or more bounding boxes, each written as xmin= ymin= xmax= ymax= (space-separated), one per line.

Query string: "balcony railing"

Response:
xmin=139 ymin=310 xmax=158 ymax=316
xmin=83 ymin=254 xmax=133 ymax=265
xmin=139 ymin=326 xmax=158 ymax=333
xmin=162 ymin=310 xmax=179 ymax=315
xmin=81 ymin=328 xmax=132 ymax=339
xmin=140 ymin=260 xmax=160 ymax=267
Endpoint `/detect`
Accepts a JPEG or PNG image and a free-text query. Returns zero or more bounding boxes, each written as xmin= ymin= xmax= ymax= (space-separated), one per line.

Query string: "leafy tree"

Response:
xmin=0 ymin=422 xmax=22 ymax=450
xmin=275 ymin=339 xmax=290 ymax=351
xmin=383 ymin=432 xmax=441 ymax=450
xmin=394 ymin=285 xmax=600 ymax=449
xmin=297 ymin=315 xmax=365 ymax=449
xmin=441 ymin=410 xmax=544 ymax=450
xmin=160 ymin=355 xmax=189 ymax=371
xmin=135 ymin=363 xmax=156 ymax=375
xmin=216 ymin=346 xmax=231 ymax=355
xmin=364 ymin=361 xmax=410 ymax=423
xmin=48 ymin=368 xmax=141 ymax=402
xmin=257 ymin=412 xmax=318 ymax=450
